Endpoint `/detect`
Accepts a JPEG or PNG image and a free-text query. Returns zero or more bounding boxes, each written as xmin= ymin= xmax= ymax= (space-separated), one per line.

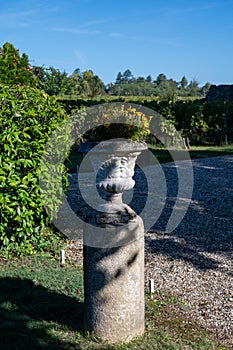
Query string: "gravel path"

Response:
xmin=62 ymin=155 xmax=233 ymax=347
xmin=144 ymin=155 xmax=233 ymax=347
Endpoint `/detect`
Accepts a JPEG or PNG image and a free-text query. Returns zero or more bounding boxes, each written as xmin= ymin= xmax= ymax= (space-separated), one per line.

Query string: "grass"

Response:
xmin=149 ymin=143 xmax=233 ymax=164
xmin=65 ymin=144 xmax=233 ymax=172
xmin=0 ymin=254 xmax=228 ymax=350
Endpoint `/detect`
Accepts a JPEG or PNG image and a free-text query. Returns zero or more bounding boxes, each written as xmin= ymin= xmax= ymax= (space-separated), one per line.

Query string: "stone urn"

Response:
xmin=79 ymin=139 xmax=147 ymax=343
xmin=86 ymin=139 xmax=146 ymax=213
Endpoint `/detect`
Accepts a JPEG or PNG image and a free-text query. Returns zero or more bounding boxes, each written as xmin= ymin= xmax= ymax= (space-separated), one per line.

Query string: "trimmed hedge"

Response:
xmin=58 ymin=96 xmax=233 ymax=145
xmin=1 ymin=85 xmax=67 ymax=256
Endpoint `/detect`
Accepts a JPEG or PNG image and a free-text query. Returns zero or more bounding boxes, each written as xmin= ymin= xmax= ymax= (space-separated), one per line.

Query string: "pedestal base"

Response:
xmin=83 ymin=215 xmax=145 ymax=343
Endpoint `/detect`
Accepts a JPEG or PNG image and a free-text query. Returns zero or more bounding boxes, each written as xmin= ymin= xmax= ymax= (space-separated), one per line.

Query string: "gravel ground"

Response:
xmin=61 ymin=155 xmax=233 ymax=347
xmin=144 ymin=155 xmax=233 ymax=347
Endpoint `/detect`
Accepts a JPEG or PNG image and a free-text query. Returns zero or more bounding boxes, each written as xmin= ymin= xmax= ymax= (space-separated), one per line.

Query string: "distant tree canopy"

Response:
xmin=69 ymin=69 xmax=106 ymax=97
xmin=0 ymin=42 xmax=211 ymax=98
xmin=107 ymin=70 xmax=208 ymax=98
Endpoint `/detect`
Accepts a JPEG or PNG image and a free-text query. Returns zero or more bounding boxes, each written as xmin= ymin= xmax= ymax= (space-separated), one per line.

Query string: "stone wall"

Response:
xmin=206 ymin=84 xmax=233 ymax=101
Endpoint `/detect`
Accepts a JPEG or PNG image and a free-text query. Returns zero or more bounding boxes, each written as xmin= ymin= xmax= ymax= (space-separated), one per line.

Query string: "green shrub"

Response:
xmin=0 ymin=84 xmax=68 ymax=257
xmin=58 ymin=97 xmax=233 ymax=145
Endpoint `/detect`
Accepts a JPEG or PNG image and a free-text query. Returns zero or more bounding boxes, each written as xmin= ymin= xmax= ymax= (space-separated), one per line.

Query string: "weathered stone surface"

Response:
xmin=84 ymin=215 xmax=145 ymax=343
xmin=82 ymin=139 xmax=146 ymax=343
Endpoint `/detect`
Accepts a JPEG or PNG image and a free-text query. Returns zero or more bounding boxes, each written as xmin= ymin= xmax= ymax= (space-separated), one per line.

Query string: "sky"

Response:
xmin=1 ymin=0 xmax=233 ymax=86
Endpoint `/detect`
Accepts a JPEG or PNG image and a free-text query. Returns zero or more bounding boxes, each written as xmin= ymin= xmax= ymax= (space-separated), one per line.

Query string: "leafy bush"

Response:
xmin=83 ymin=104 xmax=151 ymax=142
xmin=0 ymin=84 xmax=68 ymax=257
xmin=58 ymin=97 xmax=233 ymax=145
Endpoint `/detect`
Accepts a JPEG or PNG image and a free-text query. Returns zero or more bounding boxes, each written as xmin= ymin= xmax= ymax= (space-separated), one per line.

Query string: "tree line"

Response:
xmin=107 ymin=70 xmax=211 ymax=98
xmin=0 ymin=42 xmax=211 ymax=98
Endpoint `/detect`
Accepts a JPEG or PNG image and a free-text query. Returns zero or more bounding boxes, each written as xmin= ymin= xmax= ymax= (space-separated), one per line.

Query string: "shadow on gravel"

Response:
xmin=66 ymin=154 xmax=233 ymax=271
xmin=146 ymin=238 xmax=219 ymax=270
xmin=145 ymin=156 xmax=233 ymax=271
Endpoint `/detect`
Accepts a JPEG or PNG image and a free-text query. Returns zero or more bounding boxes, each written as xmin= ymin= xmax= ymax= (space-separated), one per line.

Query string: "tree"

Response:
xmin=115 ymin=72 xmax=123 ymax=84
xmin=69 ymin=69 xmax=106 ymax=97
xmin=33 ymin=66 xmax=74 ymax=96
xmin=122 ymin=69 xmax=134 ymax=83
xmin=180 ymin=76 xmax=188 ymax=89
xmin=32 ymin=65 xmax=48 ymax=90
xmin=146 ymin=75 xmax=152 ymax=83
xmin=73 ymin=68 xmax=81 ymax=75
xmin=108 ymin=70 xmax=208 ymax=98
xmin=155 ymin=73 xmax=167 ymax=86
xmin=200 ymin=82 xmax=211 ymax=96
xmin=187 ymin=79 xmax=200 ymax=96
xmin=136 ymin=76 xmax=145 ymax=83
xmin=69 ymin=69 xmax=85 ymax=96
xmin=0 ymin=42 xmax=35 ymax=86
xmin=82 ymin=70 xmax=103 ymax=97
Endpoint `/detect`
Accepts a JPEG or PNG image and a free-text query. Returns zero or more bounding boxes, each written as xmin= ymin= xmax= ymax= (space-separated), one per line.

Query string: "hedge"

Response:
xmin=58 ymin=96 xmax=233 ymax=145
xmin=1 ymin=84 xmax=68 ymax=256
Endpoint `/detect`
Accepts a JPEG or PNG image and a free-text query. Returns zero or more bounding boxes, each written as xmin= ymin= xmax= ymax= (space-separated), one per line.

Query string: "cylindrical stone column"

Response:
xmin=82 ymin=140 xmax=146 ymax=343
xmin=84 ymin=216 xmax=144 ymax=343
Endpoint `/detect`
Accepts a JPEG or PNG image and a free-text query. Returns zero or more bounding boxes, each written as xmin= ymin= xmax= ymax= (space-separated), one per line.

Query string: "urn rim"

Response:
xmin=79 ymin=139 xmax=147 ymax=154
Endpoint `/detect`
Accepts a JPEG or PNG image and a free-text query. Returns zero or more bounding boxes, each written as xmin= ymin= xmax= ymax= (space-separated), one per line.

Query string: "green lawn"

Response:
xmin=149 ymin=144 xmax=233 ymax=164
xmin=0 ymin=254 xmax=227 ymax=350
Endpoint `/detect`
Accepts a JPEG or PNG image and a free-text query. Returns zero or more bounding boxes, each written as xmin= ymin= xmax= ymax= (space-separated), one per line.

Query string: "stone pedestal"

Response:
xmin=82 ymin=139 xmax=146 ymax=343
xmin=84 ymin=216 xmax=144 ymax=343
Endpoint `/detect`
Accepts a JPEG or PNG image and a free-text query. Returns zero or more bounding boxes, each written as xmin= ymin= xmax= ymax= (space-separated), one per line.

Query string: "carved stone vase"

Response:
xmin=88 ymin=139 xmax=146 ymax=214
xmin=80 ymin=139 xmax=147 ymax=343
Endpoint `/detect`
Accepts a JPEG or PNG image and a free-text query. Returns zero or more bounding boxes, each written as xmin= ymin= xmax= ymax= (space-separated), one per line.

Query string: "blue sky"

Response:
xmin=1 ymin=0 xmax=233 ymax=85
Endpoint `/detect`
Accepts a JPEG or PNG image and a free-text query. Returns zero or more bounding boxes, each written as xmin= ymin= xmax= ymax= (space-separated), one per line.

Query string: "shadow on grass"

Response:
xmin=0 ymin=277 xmax=84 ymax=350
